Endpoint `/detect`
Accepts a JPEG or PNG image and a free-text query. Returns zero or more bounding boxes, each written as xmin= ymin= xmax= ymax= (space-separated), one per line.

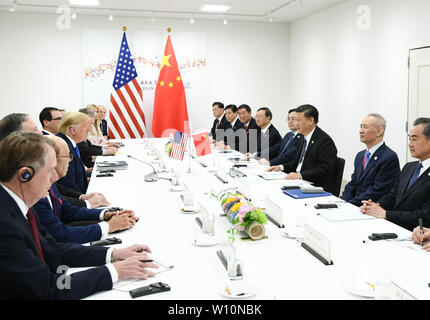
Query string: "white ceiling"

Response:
xmin=0 ymin=0 xmax=346 ymax=23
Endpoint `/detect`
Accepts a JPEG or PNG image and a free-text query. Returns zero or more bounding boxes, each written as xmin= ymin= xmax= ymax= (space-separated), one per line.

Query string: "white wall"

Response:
xmin=0 ymin=12 xmax=290 ymax=136
xmin=288 ymin=0 xmax=430 ymax=181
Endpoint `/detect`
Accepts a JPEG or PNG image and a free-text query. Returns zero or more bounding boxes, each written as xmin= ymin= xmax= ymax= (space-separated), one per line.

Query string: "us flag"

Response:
xmin=108 ymin=31 xmax=146 ymax=139
xmin=170 ymin=131 xmax=189 ymax=160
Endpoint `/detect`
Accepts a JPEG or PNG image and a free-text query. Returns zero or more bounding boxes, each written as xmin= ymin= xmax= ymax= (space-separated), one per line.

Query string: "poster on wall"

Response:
xmin=82 ymin=29 xmax=207 ymax=137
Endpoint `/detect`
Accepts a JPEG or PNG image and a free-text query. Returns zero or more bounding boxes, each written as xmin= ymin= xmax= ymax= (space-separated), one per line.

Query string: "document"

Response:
xmin=318 ymin=206 xmax=376 ymax=222
xmin=257 ymin=171 xmax=287 ymax=180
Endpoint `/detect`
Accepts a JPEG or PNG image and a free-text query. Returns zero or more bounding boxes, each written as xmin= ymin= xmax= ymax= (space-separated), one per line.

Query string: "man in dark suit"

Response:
xmin=250 ymin=107 xmax=282 ymax=160
xmin=210 ymin=102 xmax=228 ymax=143
xmin=259 ymin=108 xmax=300 ymax=166
xmin=0 ymin=131 xmax=157 ymax=299
xmin=34 ymin=136 xmax=137 ymax=244
xmin=361 ymin=118 xmax=430 ymax=231
xmin=39 ymin=107 xmax=62 ymax=136
xmin=237 ymin=104 xmax=259 ymax=154
xmin=341 ymin=114 xmax=400 ymax=206
xmin=56 ymin=112 xmax=92 ymax=194
xmin=98 ymin=105 xmax=108 ymax=139
xmin=268 ymin=104 xmax=338 ymax=194
xmin=216 ymin=104 xmax=245 ymax=151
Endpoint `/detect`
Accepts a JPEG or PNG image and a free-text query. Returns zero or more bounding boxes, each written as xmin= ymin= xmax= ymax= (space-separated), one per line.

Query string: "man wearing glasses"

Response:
xmin=39 ymin=107 xmax=63 ymax=136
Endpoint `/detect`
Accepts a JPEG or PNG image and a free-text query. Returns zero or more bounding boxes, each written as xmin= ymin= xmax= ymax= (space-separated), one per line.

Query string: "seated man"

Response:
xmin=267 ymin=104 xmax=338 ymax=194
xmin=215 ymin=104 xmax=245 ymax=151
xmin=259 ymin=108 xmax=300 ymax=166
xmin=341 ymin=113 xmax=400 ymax=206
xmin=237 ymin=104 xmax=259 ymax=154
xmin=210 ymin=102 xmax=228 ymax=143
xmin=39 ymin=107 xmax=63 ymax=136
xmin=56 ymin=112 xmax=93 ymax=195
xmin=0 ymin=113 xmax=42 ymax=140
xmin=361 ymin=118 xmax=430 ymax=231
xmin=251 ymin=107 xmax=282 ymax=160
xmin=33 ymin=136 xmax=137 ymax=244
xmin=0 ymin=131 xmax=158 ymax=299
xmin=98 ymin=105 xmax=109 ymax=139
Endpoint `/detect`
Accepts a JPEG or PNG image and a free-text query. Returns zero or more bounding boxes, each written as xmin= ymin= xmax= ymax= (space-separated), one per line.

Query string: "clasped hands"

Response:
xmin=359 ymin=199 xmax=386 ymax=219
xmin=265 ymin=165 xmax=302 ymax=180
xmin=104 ymin=209 xmax=139 ymax=233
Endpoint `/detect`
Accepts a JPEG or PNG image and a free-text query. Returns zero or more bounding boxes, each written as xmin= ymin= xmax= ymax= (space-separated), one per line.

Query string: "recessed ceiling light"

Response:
xmin=200 ymin=4 xmax=231 ymax=13
xmin=108 ymin=14 xmax=113 ymax=21
xmin=223 ymin=19 xmax=228 ymax=25
xmin=68 ymin=0 xmax=99 ymax=6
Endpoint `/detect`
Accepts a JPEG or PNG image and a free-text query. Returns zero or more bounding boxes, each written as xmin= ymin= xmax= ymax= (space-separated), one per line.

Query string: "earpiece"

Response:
xmin=19 ymin=166 xmax=34 ymax=183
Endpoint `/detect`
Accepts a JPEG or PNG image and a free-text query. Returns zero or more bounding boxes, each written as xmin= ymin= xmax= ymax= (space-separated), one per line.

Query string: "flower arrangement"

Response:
xmin=165 ymin=141 xmax=173 ymax=156
xmin=220 ymin=192 xmax=267 ymax=241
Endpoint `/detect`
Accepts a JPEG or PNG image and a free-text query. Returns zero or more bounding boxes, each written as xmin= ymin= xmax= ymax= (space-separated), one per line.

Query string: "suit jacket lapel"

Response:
xmin=303 ymin=126 xmax=319 ymax=158
xmin=397 ymin=165 xmax=430 ymax=205
xmin=358 ymin=145 xmax=384 ymax=183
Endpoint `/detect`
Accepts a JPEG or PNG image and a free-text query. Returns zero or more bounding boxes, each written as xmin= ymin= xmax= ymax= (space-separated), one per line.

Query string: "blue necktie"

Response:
xmin=75 ymin=145 xmax=81 ymax=160
xmin=407 ymin=163 xmax=423 ymax=190
xmin=298 ymin=138 xmax=307 ymax=164
xmin=280 ymin=133 xmax=295 ymax=155
xmin=363 ymin=150 xmax=371 ymax=170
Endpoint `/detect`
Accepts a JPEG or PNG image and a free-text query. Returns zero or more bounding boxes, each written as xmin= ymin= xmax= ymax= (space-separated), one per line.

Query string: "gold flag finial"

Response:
xmin=123 ymin=26 xmax=127 ymax=32
xmin=167 ymin=27 xmax=171 ymax=33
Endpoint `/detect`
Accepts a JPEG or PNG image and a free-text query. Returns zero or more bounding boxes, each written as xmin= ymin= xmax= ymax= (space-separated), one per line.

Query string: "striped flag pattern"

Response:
xmin=170 ymin=131 xmax=189 ymax=160
xmin=108 ymin=31 xmax=146 ymax=139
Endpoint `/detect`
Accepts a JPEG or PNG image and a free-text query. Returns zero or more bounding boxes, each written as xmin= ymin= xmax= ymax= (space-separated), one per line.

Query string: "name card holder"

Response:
xmin=301 ymin=224 xmax=333 ymax=265
xmin=265 ymin=199 xmax=284 ymax=228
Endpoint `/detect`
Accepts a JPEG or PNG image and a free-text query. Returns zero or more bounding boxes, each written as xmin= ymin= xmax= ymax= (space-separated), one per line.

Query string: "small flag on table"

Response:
xmin=192 ymin=132 xmax=211 ymax=157
xmin=170 ymin=131 xmax=189 ymax=160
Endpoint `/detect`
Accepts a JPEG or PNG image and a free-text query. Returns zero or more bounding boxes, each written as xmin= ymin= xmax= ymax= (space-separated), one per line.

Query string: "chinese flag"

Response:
xmin=193 ymin=132 xmax=211 ymax=157
xmin=152 ymin=34 xmax=189 ymax=137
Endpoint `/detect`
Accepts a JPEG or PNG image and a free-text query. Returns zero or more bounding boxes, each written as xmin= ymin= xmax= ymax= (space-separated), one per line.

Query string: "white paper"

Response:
xmin=257 ymin=171 xmax=287 ymax=180
xmin=318 ymin=206 xmax=376 ymax=222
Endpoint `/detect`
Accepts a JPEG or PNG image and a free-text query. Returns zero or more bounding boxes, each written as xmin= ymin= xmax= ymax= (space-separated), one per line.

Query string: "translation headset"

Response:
xmin=19 ymin=166 xmax=35 ymax=183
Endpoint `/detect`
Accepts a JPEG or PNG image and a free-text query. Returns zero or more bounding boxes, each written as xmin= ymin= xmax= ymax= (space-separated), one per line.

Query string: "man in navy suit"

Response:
xmin=56 ymin=112 xmax=92 ymax=195
xmin=210 ymin=102 xmax=228 ymax=143
xmin=361 ymin=118 xmax=430 ymax=231
xmin=259 ymin=108 xmax=300 ymax=166
xmin=216 ymin=104 xmax=245 ymax=151
xmin=341 ymin=114 xmax=400 ymax=206
xmin=250 ymin=107 xmax=282 ymax=160
xmin=98 ymin=105 xmax=109 ymax=139
xmin=268 ymin=104 xmax=338 ymax=194
xmin=34 ymin=136 xmax=138 ymax=244
xmin=0 ymin=113 xmax=42 ymax=141
xmin=0 ymin=131 xmax=157 ymax=299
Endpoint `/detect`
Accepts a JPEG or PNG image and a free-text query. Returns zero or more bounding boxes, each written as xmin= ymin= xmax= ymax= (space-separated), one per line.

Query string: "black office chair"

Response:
xmin=332 ymin=157 xmax=345 ymax=197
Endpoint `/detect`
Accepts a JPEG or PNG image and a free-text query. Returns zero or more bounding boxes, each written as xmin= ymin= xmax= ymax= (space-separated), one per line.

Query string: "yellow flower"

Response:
xmin=231 ymin=202 xmax=243 ymax=213
xmin=225 ymin=197 xmax=237 ymax=204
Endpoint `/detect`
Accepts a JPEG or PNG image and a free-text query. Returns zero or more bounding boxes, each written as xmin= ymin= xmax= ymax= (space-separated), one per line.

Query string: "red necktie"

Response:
xmin=216 ymin=119 xmax=220 ymax=129
xmin=26 ymin=209 xmax=45 ymax=262
xmin=244 ymin=125 xmax=248 ymax=133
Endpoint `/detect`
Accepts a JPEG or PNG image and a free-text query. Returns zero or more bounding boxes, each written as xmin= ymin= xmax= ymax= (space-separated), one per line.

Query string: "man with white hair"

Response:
xmin=341 ymin=113 xmax=400 ymax=206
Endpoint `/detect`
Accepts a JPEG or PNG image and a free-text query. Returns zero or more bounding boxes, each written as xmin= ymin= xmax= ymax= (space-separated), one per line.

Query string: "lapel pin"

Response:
xmin=374 ymin=156 xmax=378 ymax=160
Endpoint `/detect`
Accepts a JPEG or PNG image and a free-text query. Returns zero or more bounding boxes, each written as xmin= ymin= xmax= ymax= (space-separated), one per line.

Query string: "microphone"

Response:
xmin=127 ymin=155 xmax=158 ymax=182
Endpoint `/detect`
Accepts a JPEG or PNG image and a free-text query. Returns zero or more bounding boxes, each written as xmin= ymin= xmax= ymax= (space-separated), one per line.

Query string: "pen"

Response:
xmin=141 ymin=260 xmax=154 ymax=263
xmin=419 ymin=218 xmax=424 ymax=247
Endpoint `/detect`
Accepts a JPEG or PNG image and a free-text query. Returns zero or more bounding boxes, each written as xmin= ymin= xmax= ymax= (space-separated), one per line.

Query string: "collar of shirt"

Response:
xmin=0 ymin=184 xmax=29 ymax=220
xmin=217 ymin=114 xmax=224 ymax=121
xmin=42 ymin=130 xmax=53 ymax=136
xmin=304 ymin=127 xmax=316 ymax=144
xmin=420 ymin=158 xmax=430 ymax=174
xmin=65 ymin=134 xmax=77 ymax=148
xmin=261 ymin=123 xmax=272 ymax=135
xmin=230 ymin=117 xmax=238 ymax=128
xmin=367 ymin=141 xmax=384 ymax=157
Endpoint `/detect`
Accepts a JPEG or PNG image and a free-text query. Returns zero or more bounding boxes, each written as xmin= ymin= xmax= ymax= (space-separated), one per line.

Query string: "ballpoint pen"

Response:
xmin=419 ymin=218 xmax=424 ymax=247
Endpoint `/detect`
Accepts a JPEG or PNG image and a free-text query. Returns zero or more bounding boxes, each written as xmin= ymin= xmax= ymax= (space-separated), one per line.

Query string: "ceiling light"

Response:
xmin=190 ymin=18 xmax=195 ymax=24
xmin=71 ymin=11 xmax=77 ymax=19
xmin=223 ymin=19 xmax=228 ymax=25
xmin=68 ymin=0 xmax=99 ymax=6
xmin=108 ymin=14 xmax=113 ymax=21
xmin=200 ymin=4 xmax=231 ymax=13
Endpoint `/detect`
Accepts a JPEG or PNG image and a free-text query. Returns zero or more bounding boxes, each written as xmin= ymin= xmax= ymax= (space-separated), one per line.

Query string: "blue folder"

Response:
xmin=283 ymin=188 xmax=332 ymax=199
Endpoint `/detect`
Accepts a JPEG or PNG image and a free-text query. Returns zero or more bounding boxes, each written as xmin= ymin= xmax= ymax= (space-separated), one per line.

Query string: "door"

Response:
xmin=407 ymin=46 xmax=430 ymax=161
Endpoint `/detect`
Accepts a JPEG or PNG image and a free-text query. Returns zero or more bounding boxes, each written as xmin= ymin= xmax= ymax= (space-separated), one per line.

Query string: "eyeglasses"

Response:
xmin=53 ymin=117 xmax=63 ymax=121
xmin=57 ymin=152 xmax=73 ymax=161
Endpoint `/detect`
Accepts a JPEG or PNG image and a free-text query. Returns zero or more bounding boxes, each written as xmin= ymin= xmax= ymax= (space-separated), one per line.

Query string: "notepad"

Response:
xmin=283 ymin=188 xmax=331 ymax=199
xmin=318 ymin=207 xmax=376 ymax=222
xmin=257 ymin=171 xmax=287 ymax=180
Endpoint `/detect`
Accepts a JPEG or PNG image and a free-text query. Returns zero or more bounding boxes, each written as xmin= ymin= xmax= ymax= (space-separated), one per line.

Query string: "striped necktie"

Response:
xmin=26 ymin=209 xmax=45 ymax=262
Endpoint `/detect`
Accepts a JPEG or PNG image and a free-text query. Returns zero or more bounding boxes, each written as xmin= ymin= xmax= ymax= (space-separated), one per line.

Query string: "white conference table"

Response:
xmin=77 ymin=138 xmax=430 ymax=300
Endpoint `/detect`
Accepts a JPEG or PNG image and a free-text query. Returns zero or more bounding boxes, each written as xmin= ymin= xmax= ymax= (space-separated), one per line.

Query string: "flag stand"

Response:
xmin=187 ymin=134 xmax=191 ymax=173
